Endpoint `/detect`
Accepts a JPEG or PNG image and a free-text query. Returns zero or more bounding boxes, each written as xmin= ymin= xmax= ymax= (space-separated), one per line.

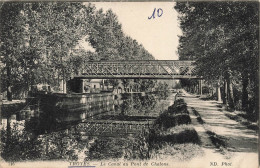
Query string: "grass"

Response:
xmin=148 ymin=125 xmax=203 ymax=161
xmin=149 ymin=143 xmax=204 ymax=161
xmin=206 ymin=130 xmax=228 ymax=149
xmin=191 ymin=107 xmax=205 ymax=124
xmin=146 ymin=98 xmax=204 ymax=161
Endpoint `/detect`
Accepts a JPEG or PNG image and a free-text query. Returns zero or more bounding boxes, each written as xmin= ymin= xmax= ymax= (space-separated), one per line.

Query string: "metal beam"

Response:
xmin=74 ymin=60 xmax=201 ymax=79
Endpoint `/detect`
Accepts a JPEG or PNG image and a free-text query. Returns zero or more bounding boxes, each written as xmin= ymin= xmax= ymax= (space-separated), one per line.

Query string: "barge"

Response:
xmin=22 ymin=79 xmax=115 ymax=122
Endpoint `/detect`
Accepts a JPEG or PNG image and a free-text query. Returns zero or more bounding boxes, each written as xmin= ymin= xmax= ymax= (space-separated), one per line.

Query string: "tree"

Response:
xmin=0 ymin=2 xmax=27 ymax=100
xmin=175 ymin=2 xmax=258 ymax=114
xmin=1 ymin=2 xmax=156 ymax=99
xmin=0 ymin=2 xmax=95 ymax=98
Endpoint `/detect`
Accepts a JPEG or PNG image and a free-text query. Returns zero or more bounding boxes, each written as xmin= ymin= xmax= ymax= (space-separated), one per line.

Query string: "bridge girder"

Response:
xmin=74 ymin=60 xmax=200 ymax=79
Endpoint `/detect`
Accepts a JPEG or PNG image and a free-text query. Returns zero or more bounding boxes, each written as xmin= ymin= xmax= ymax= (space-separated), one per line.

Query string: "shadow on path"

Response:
xmin=181 ymin=91 xmax=258 ymax=154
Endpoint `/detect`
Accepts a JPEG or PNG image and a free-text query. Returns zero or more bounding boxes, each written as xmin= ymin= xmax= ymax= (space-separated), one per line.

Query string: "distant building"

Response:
xmin=85 ymin=79 xmax=102 ymax=93
xmin=67 ymin=78 xmax=127 ymax=94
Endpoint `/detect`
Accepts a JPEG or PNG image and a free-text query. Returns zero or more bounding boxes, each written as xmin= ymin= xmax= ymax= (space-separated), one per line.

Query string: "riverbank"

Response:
xmin=0 ymin=92 xmax=175 ymax=163
xmin=144 ymin=96 xmax=204 ymax=161
xmin=1 ymin=91 xmax=257 ymax=168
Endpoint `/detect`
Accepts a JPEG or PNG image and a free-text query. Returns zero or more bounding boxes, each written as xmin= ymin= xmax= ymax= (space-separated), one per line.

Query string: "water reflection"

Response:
xmin=1 ymin=93 xmax=169 ymax=161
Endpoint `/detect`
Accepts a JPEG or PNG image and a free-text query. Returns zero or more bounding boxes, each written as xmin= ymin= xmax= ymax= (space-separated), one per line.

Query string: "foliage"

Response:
xmin=175 ymin=2 xmax=258 ymax=116
xmin=1 ymin=122 xmax=92 ymax=162
xmin=0 ymin=2 xmax=155 ymax=99
xmin=1 ymin=122 xmax=42 ymax=161
xmin=150 ymin=125 xmax=200 ymax=145
xmin=120 ymin=94 xmax=157 ymax=115
xmin=153 ymin=98 xmax=191 ymax=130
xmin=155 ymin=81 xmax=170 ymax=99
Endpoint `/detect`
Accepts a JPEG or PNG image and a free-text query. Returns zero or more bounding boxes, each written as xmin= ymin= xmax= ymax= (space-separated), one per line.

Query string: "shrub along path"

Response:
xmin=179 ymin=89 xmax=258 ymax=168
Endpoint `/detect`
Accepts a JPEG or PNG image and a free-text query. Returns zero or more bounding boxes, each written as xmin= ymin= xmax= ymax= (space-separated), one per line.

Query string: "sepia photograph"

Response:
xmin=0 ymin=1 xmax=259 ymax=168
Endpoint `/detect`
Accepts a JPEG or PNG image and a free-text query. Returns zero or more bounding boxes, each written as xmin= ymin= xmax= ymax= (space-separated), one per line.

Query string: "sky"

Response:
xmin=81 ymin=2 xmax=182 ymax=60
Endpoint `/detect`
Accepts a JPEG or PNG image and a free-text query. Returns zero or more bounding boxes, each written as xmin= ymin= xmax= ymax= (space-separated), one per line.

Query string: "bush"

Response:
xmin=154 ymin=113 xmax=191 ymax=130
xmin=150 ymin=129 xmax=200 ymax=145
xmin=155 ymin=98 xmax=191 ymax=130
xmin=174 ymin=98 xmax=185 ymax=104
xmin=168 ymin=104 xmax=188 ymax=115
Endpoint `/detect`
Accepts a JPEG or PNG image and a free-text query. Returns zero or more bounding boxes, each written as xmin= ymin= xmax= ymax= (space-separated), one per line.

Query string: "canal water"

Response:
xmin=1 ymin=92 xmax=175 ymax=161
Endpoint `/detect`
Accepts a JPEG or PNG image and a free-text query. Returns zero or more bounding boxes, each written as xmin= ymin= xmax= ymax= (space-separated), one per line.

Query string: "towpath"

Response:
xmin=179 ymin=90 xmax=258 ymax=168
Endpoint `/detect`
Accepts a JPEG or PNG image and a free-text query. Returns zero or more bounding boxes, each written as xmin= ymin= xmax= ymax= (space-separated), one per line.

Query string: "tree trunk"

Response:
xmin=242 ymin=73 xmax=249 ymax=110
xmin=217 ymin=81 xmax=222 ymax=102
xmin=197 ymin=82 xmax=200 ymax=94
xmin=62 ymin=68 xmax=66 ymax=93
xmin=226 ymin=75 xmax=235 ymax=111
xmin=196 ymin=82 xmax=199 ymax=94
xmin=6 ymin=65 xmax=12 ymax=101
xmin=199 ymin=80 xmax=202 ymax=95
xmin=223 ymin=80 xmax=227 ymax=105
xmin=228 ymin=80 xmax=235 ymax=110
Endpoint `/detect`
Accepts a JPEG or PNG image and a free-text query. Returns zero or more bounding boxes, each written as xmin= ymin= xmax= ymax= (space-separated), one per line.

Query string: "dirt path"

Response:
xmin=179 ymin=90 xmax=258 ymax=168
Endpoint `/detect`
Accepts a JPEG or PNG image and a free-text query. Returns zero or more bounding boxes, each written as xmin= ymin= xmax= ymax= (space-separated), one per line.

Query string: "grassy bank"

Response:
xmin=147 ymin=98 xmax=203 ymax=161
xmin=153 ymin=99 xmax=191 ymax=130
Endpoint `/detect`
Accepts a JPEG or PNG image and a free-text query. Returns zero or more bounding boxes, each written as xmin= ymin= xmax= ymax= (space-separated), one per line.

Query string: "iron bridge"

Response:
xmin=74 ymin=60 xmax=200 ymax=79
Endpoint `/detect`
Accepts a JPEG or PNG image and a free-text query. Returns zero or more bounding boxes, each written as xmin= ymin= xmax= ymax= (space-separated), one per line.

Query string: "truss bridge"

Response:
xmin=74 ymin=60 xmax=199 ymax=79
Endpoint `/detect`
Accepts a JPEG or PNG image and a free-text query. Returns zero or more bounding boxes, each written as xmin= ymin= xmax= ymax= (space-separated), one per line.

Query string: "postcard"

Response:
xmin=0 ymin=1 xmax=258 ymax=168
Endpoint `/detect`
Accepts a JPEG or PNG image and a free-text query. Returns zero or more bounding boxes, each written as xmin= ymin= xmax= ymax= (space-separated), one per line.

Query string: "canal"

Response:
xmin=1 ymin=92 xmax=176 ymax=161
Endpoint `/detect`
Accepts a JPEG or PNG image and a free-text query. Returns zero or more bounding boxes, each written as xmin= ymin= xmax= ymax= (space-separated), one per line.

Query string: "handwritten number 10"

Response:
xmin=148 ymin=8 xmax=163 ymax=19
